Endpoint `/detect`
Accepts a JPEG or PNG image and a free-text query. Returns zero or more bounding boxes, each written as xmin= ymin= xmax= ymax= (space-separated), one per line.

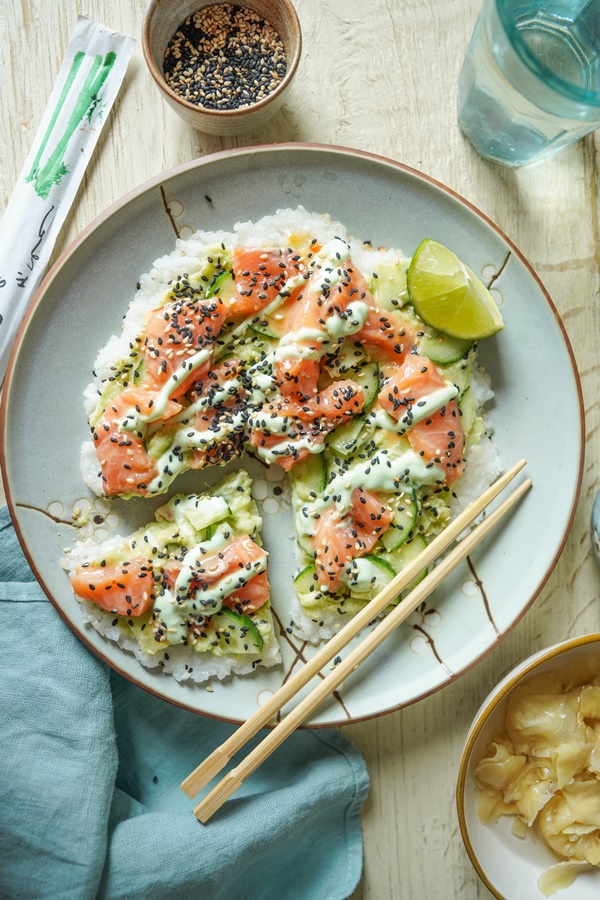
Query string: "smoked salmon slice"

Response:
xmin=275 ymin=255 xmax=374 ymax=398
xmin=277 ymin=359 xmax=321 ymax=401
xmin=378 ymin=351 xmax=447 ymax=410
xmin=408 ymin=403 xmax=465 ymax=484
xmin=231 ymin=247 xmax=305 ymax=318
xmin=249 ymin=380 xmax=365 ymax=470
xmin=378 ymin=353 xmax=465 ymax=483
xmin=143 ymin=296 xmax=226 ymax=398
xmin=313 ymin=488 xmax=394 ymax=593
xmin=188 ymin=358 xmax=247 ymax=468
xmin=223 ymin=571 xmax=270 ymax=614
xmin=294 ymin=381 xmax=366 ymax=421
xmin=355 ymin=308 xmax=414 ymax=363
xmin=93 ymin=388 xmax=181 ymax=496
xmin=70 ymin=557 xmax=156 ymax=616
xmin=184 ymin=535 xmax=265 ymax=591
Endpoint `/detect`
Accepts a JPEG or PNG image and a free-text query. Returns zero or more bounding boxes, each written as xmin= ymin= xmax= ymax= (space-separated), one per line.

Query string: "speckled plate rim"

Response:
xmin=456 ymin=633 xmax=600 ymax=900
xmin=0 ymin=142 xmax=585 ymax=726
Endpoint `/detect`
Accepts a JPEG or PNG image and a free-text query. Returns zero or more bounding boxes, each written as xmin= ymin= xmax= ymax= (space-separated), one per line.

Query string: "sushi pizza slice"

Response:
xmin=284 ymin=242 xmax=503 ymax=642
xmin=63 ymin=471 xmax=281 ymax=682
xmin=80 ymin=208 xmax=406 ymax=499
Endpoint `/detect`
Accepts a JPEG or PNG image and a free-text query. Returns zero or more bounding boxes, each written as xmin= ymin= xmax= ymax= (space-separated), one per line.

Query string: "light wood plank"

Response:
xmin=2 ymin=1 xmax=598 ymax=897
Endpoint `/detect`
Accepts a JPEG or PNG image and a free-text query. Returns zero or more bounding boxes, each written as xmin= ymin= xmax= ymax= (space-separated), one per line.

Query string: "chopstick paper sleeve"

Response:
xmin=0 ymin=15 xmax=135 ymax=382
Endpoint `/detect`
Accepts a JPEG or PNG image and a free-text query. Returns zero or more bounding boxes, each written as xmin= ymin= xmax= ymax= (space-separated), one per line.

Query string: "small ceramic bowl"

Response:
xmin=142 ymin=0 xmax=301 ymax=135
xmin=457 ymin=634 xmax=600 ymax=900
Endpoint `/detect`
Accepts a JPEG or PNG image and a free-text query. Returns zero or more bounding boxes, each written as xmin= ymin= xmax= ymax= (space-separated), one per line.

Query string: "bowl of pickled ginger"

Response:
xmin=457 ymin=634 xmax=600 ymax=900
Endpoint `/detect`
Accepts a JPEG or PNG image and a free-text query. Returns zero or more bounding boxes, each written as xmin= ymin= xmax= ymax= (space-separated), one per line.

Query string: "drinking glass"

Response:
xmin=457 ymin=0 xmax=600 ymax=167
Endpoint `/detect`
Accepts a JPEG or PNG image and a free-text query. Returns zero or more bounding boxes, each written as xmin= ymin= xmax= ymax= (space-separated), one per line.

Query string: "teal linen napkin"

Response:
xmin=0 ymin=507 xmax=369 ymax=899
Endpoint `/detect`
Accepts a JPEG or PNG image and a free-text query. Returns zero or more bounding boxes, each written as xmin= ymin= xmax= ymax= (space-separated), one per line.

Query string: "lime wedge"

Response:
xmin=407 ymin=239 xmax=504 ymax=340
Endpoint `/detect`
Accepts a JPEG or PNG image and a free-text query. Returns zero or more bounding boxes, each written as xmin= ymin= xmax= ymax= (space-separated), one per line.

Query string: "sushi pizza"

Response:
xmin=66 ymin=208 xmax=503 ymax=678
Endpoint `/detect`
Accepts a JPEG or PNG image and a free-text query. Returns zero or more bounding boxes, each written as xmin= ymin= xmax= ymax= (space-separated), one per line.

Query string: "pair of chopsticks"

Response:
xmin=182 ymin=459 xmax=531 ymax=823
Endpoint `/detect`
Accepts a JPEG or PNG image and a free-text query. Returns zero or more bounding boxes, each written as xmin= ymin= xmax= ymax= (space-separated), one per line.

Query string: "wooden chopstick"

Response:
xmin=181 ymin=459 xmax=528 ymax=803
xmin=181 ymin=459 xmax=526 ymax=797
xmin=193 ymin=475 xmax=531 ymax=822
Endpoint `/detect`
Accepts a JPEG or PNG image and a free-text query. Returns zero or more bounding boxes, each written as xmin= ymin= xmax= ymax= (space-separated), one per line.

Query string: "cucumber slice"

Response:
xmin=250 ymin=321 xmax=281 ymax=341
xmin=139 ymin=518 xmax=194 ymax=551
xmin=384 ymin=534 xmax=428 ymax=597
xmin=206 ymin=269 xmax=234 ymax=299
xmin=459 ymin=385 xmax=477 ymax=437
xmin=324 ymin=363 xmax=380 ymax=457
xmin=419 ymin=329 xmax=473 ymax=364
xmin=290 ymin=454 xmax=327 ymax=555
xmin=372 ymin=259 xmax=410 ymax=310
xmin=121 ymin=610 xmax=163 ymax=655
xmin=327 ymin=414 xmax=368 ymax=456
xmin=131 ymin=357 xmax=145 ymax=387
xmin=290 ymin=452 xmax=327 ymax=500
xmin=145 ymin=424 xmax=179 ymax=462
xmin=366 ymin=556 xmax=396 ymax=576
xmin=344 ymin=555 xmax=395 ymax=593
xmin=294 ymin=543 xmax=430 ymax=612
xmin=235 ymin=334 xmax=277 ymax=363
xmin=323 ymin=340 xmax=368 ymax=373
xmin=381 ymin=488 xmax=418 ymax=551
xmin=294 ymin=556 xmax=396 ymax=599
xmin=182 ymin=495 xmax=231 ymax=532
xmin=293 ymin=564 xmax=322 ymax=597
xmin=296 ymin=535 xmax=315 ymax=558
xmin=349 ymin=361 xmax=380 ymax=410
xmin=438 ymin=349 xmax=475 ymax=397
xmin=190 ymin=608 xmax=264 ymax=655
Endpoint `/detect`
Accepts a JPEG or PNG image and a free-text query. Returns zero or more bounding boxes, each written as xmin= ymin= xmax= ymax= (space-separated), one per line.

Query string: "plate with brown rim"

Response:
xmin=0 ymin=144 xmax=584 ymax=726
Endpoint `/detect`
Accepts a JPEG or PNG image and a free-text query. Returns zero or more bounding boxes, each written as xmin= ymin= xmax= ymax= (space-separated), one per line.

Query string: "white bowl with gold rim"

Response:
xmin=457 ymin=634 xmax=600 ymax=900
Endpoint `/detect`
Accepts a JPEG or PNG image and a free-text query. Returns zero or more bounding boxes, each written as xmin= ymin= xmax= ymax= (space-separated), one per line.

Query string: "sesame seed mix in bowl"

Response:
xmin=163 ymin=4 xmax=287 ymax=110
xmin=71 ymin=206 xmax=503 ymax=675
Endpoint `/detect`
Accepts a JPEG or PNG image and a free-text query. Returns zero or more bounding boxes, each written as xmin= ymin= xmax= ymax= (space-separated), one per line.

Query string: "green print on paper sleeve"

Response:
xmin=26 ymin=51 xmax=117 ymax=200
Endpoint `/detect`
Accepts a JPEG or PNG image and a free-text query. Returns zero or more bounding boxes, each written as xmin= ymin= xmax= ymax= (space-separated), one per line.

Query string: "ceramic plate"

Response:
xmin=0 ymin=144 xmax=583 ymax=726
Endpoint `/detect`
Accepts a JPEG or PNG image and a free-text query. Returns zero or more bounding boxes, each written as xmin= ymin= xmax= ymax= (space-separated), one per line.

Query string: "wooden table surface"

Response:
xmin=3 ymin=1 xmax=600 ymax=898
